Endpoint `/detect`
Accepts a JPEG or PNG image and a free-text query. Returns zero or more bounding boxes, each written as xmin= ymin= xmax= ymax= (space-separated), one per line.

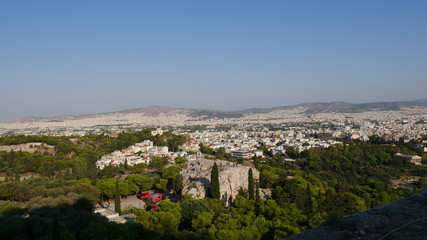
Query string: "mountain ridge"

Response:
xmin=239 ymin=100 xmax=427 ymax=114
xmin=6 ymin=100 xmax=427 ymax=123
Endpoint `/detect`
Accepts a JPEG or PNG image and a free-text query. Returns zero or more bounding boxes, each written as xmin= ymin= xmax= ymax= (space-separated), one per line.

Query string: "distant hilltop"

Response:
xmin=7 ymin=100 xmax=427 ymax=123
xmin=240 ymin=100 xmax=427 ymax=114
xmin=6 ymin=106 xmax=190 ymax=123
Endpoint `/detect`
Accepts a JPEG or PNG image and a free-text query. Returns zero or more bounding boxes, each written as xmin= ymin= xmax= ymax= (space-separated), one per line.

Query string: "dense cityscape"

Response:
xmin=2 ymin=106 xmax=427 ymax=139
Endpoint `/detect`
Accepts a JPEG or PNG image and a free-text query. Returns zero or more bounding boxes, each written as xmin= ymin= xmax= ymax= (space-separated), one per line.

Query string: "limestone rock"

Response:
xmin=181 ymin=159 xmax=261 ymax=205
xmin=259 ymin=188 xmax=272 ymax=200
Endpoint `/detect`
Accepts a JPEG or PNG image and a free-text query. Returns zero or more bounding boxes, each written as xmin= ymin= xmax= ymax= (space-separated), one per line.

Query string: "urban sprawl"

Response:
xmin=1 ymin=107 xmax=426 ymax=168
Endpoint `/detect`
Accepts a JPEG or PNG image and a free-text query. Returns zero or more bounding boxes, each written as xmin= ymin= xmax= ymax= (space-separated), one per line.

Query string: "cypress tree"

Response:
xmin=115 ymin=178 xmax=121 ymax=214
xmin=14 ymin=168 xmax=20 ymax=182
xmin=124 ymin=159 xmax=129 ymax=170
xmin=248 ymin=168 xmax=255 ymax=200
xmin=14 ymin=161 xmax=20 ymax=182
xmin=210 ymin=162 xmax=220 ymax=199
xmin=87 ymin=162 xmax=97 ymax=185
xmin=255 ymin=183 xmax=261 ymax=202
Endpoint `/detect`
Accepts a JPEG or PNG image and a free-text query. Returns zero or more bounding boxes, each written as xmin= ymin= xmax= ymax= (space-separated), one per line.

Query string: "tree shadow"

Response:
xmin=0 ymin=197 xmax=211 ymax=240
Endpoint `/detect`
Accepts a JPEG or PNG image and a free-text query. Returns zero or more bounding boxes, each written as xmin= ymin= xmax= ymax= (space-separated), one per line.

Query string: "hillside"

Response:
xmin=7 ymin=100 xmax=427 ymax=123
xmin=116 ymin=105 xmax=190 ymax=116
xmin=240 ymin=100 xmax=427 ymax=114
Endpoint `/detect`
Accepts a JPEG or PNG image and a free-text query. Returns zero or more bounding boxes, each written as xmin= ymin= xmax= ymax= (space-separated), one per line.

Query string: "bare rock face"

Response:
xmin=259 ymin=188 xmax=273 ymax=200
xmin=181 ymin=159 xmax=261 ymax=205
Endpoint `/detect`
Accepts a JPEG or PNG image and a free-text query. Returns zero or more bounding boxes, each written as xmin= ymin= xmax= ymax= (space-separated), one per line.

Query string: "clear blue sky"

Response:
xmin=1 ymin=1 xmax=426 ymax=122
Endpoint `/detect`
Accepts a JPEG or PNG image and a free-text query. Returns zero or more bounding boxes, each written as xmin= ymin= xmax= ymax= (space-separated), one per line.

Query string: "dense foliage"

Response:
xmin=0 ymin=131 xmax=425 ymax=239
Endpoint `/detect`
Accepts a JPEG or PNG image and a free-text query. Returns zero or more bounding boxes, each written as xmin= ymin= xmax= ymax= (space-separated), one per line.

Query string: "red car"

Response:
xmin=137 ymin=191 xmax=165 ymax=203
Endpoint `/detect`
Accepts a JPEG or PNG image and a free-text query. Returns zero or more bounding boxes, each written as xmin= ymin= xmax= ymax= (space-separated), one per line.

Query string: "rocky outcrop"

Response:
xmin=181 ymin=159 xmax=269 ymax=205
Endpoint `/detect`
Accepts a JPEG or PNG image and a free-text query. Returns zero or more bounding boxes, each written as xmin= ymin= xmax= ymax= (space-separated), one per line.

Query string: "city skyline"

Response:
xmin=1 ymin=1 xmax=426 ymax=122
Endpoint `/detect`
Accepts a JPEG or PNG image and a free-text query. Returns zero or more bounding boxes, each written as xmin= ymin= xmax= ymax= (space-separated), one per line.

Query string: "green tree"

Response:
xmin=14 ymin=170 xmax=20 ymax=182
xmin=140 ymin=177 xmax=155 ymax=191
xmin=192 ymin=212 xmax=214 ymax=232
xmin=167 ymin=139 xmax=179 ymax=152
xmin=13 ymin=162 xmax=21 ymax=182
xmin=126 ymin=174 xmax=154 ymax=192
xmin=148 ymin=157 xmax=168 ymax=172
xmin=161 ymin=166 xmax=181 ymax=179
xmin=14 ymin=184 xmax=31 ymax=202
xmin=333 ymin=192 xmax=366 ymax=216
xmin=248 ymin=168 xmax=255 ymax=200
xmin=180 ymin=199 xmax=211 ymax=228
xmin=155 ymin=179 xmax=168 ymax=192
xmin=175 ymin=156 xmax=188 ymax=164
xmin=97 ymin=178 xmax=116 ymax=198
xmin=124 ymin=159 xmax=129 ymax=170
xmin=215 ymin=147 xmax=226 ymax=159
xmin=129 ymin=163 xmax=148 ymax=174
xmin=133 ymin=201 xmax=182 ymax=234
xmin=199 ymin=144 xmax=214 ymax=155
xmin=73 ymin=158 xmax=88 ymax=179
xmin=115 ymin=179 xmax=121 ymax=214
xmin=162 ymin=166 xmax=183 ymax=193
xmin=260 ymin=167 xmax=278 ymax=188
xmin=210 ymin=162 xmax=220 ymax=199
xmin=170 ymin=174 xmax=183 ymax=193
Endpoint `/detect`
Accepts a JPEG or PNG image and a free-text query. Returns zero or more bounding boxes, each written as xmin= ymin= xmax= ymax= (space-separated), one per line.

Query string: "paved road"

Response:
xmin=99 ymin=192 xmax=180 ymax=212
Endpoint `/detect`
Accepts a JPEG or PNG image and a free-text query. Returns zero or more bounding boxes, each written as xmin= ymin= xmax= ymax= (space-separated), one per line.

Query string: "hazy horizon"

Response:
xmin=3 ymin=99 xmax=427 ymax=123
xmin=1 ymin=1 xmax=426 ymax=122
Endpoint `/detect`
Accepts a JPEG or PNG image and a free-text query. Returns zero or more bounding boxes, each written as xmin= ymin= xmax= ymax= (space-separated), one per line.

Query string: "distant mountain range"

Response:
xmin=7 ymin=100 xmax=427 ymax=123
xmin=239 ymin=100 xmax=427 ymax=114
